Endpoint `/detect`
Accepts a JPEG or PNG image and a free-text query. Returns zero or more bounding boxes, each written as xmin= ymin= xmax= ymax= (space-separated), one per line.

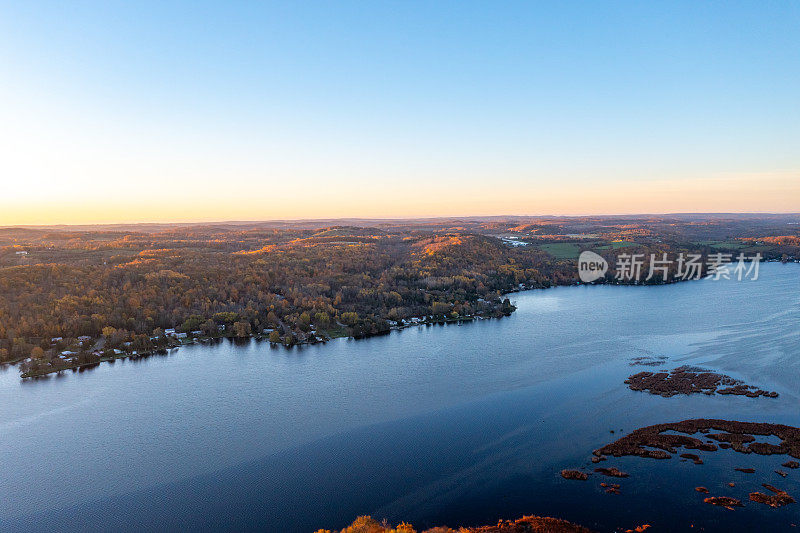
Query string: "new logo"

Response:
xmin=578 ymin=251 xmax=608 ymax=283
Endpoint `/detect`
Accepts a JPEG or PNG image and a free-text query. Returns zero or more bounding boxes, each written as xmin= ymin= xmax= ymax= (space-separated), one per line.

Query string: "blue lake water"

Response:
xmin=1 ymin=263 xmax=799 ymax=532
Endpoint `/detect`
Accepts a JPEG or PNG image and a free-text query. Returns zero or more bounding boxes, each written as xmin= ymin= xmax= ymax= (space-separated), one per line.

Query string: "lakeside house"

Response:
xmin=164 ymin=328 xmax=176 ymax=336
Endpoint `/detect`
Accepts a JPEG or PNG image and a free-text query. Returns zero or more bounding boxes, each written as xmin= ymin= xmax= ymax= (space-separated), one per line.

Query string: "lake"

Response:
xmin=1 ymin=263 xmax=799 ymax=532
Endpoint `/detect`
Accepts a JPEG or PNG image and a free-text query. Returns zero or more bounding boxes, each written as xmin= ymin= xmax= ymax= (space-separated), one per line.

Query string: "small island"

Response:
xmin=593 ymin=419 xmax=800 ymax=460
xmin=625 ymin=366 xmax=778 ymax=398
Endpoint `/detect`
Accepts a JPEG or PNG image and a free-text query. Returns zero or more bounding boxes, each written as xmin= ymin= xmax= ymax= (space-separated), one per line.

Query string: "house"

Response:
xmin=190 ymin=330 xmax=203 ymax=336
xmin=15 ymin=251 xmax=28 ymax=255
xmin=113 ymin=349 xmax=123 ymax=355
xmin=61 ymin=350 xmax=77 ymax=356
xmin=78 ymin=335 xmax=91 ymax=342
xmin=51 ymin=337 xmax=63 ymax=343
xmin=164 ymin=328 xmax=176 ymax=335
xmin=175 ymin=332 xmax=188 ymax=339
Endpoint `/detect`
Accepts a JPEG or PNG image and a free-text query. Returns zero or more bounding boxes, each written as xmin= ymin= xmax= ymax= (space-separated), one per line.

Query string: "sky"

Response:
xmin=1 ymin=1 xmax=799 ymax=225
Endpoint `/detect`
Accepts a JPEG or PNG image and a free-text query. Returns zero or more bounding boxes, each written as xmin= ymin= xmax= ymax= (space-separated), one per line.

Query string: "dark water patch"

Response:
xmin=628 ymin=355 xmax=668 ymax=367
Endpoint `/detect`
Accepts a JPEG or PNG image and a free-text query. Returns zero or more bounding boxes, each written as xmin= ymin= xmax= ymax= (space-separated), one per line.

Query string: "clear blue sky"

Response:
xmin=2 ymin=1 xmax=799 ymax=223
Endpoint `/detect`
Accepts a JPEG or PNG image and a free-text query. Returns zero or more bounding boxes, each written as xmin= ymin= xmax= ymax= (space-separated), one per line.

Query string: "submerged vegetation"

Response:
xmin=556 ymin=419 xmax=799 ymax=523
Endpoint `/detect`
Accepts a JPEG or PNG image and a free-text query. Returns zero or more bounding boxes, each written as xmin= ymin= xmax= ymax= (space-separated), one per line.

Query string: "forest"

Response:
xmin=1 ymin=214 xmax=798 ymax=378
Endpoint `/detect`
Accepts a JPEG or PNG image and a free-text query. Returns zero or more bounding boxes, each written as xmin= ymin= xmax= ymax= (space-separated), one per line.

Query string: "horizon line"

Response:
xmin=3 ymin=210 xmax=800 ymax=230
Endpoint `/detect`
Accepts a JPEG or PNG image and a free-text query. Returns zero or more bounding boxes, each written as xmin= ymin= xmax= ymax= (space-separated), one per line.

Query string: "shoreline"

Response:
xmin=16 ymin=260 xmax=794 ymax=380
xmin=16 ymin=312 xmax=507 ymax=379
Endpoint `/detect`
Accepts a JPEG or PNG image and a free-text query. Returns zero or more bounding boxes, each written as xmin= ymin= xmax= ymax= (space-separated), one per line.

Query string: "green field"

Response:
xmin=538 ymin=240 xmax=641 ymax=259
xmin=537 ymin=239 xmax=772 ymax=260
xmin=536 ymin=242 xmax=583 ymax=259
